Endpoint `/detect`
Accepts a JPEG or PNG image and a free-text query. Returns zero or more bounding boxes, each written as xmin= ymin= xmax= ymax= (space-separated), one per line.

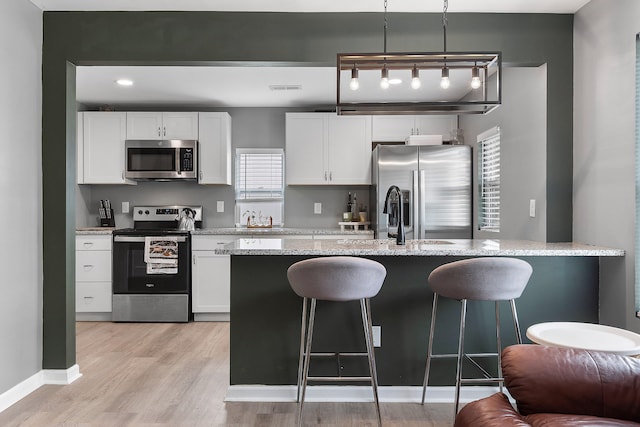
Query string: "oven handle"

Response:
xmin=114 ymin=235 xmax=188 ymax=243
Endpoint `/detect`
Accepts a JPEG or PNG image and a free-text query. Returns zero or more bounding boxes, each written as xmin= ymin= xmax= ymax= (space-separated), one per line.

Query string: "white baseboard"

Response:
xmin=194 ymin=313 xmax=230 ymax=322
xmin=225 ymin=385 xmax=508 ymax=403
xmin=0 ymin=365 xmax=82 ymax=413
xmin=43 ymin=364 xmax=83 ymax=385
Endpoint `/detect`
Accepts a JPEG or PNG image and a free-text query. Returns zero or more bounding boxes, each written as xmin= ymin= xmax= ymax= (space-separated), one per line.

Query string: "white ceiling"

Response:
xmin=29 ymin=0 xmax=591 ymax=13
xmin=66 ymin=1 xmax=589 ymax=108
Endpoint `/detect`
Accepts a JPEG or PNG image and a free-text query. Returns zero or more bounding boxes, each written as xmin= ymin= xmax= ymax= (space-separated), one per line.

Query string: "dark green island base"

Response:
xmin=229 ymin=254 xmax=601 ymax=387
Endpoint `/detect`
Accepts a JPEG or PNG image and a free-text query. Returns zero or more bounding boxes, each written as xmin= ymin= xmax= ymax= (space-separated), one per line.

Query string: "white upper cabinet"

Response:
xmin=126 ymin=112 xmax=199 ymax=140
xmin=372 ymin=115 xmax=458 ymax=142
xmin=286 ymin=113 xmax=372 ymax=185
xmin=198 ymin=112 xmax=232 ymax=185
xmin=81 ymin=112 xmax=135 ymax=184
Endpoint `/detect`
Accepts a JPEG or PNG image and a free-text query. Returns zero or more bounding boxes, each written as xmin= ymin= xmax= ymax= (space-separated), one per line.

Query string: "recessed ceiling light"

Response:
xmin=115 ymin=79 xmax=134 ymax=86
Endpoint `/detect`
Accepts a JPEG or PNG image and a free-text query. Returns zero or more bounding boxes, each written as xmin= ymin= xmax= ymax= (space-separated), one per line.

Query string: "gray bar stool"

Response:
xmin=421 ymin=257 xmax=533 ymax=415
xmin=287 ymin=256 xmax=387 ymax=427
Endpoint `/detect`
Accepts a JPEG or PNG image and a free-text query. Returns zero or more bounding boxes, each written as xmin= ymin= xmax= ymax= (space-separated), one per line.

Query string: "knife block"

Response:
xmin=100 ymin=209 xmax=115 ymax=227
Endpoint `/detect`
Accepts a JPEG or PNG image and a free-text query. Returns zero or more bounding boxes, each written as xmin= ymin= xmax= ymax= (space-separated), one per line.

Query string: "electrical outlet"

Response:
xmin=529 ymin=199 xmax=536 ymax=217
xmin=122 ymin=201 xmax=129 ymax=213
xmin=314 ymin=202 xmax=322 ymax=214
xmin=372 ymin=326 xmax=381 ymax=347
xmin=217 ymin=201 xmax=224 ymax=213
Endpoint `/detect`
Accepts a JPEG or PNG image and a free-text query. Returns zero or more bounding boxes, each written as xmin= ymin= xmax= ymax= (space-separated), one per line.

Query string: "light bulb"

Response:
xmin=380 ymin=65 xmax=390 ymax=89
xmin=349 ymin=67 xmax=359 ymax=90
xmin=410 ymin=66 xmax=421 ymax=89
xmin=471 ymin=66 xmax=481 ymax=89
xmin=440 ymin=66 xmax=450 ymax=89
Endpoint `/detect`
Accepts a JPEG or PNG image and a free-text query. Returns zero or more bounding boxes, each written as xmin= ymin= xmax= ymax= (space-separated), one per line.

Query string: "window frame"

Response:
xmin=477 ymin=126 xmax=501 ymax=232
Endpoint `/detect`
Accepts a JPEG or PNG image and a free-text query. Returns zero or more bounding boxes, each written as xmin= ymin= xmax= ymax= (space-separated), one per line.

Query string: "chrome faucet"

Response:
xmin=383 ymin=185 xmax=406 ymax=245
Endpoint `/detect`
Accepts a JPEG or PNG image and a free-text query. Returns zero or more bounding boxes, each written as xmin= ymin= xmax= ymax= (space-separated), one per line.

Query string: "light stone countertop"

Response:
xmin=75 ymin=227 xmax=116 ymax=235
xmin=76 ymin=227 xmax=374 ymax=236
xmin=191 ymin=227 xmax=373 ymax=236
xmin=216 ymin=238 xmax=625 ymax=257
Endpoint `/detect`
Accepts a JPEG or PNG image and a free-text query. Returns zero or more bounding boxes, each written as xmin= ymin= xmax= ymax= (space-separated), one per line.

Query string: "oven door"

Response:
xmin=113 ymin=235 xmax=191 ymax=294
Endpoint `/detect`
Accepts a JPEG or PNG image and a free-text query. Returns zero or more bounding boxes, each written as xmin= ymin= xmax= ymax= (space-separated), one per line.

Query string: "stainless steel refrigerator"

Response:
xmin=371 ymin=144 xmax=472 ymax=240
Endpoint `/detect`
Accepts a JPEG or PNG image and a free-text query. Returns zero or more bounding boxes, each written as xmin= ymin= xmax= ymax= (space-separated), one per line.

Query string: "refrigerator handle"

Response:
xmin=419 ymin=170 xmax=426 ymax=239
xmin=413 ymin=170 xmax=419 ymax=240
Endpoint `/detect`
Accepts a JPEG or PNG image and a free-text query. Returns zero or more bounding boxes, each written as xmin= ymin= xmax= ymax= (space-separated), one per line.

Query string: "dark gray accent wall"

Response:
xmin=42 ymin=11 xmax=573 ymax=368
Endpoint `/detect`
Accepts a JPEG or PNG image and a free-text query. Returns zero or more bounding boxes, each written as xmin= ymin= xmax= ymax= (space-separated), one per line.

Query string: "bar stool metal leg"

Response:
xmin=454 ymin=299 xmax=468 ymax=416
xmin=297 ymin=298 xmax=317 ymax=427
xmin=510 ymin=299 xmax=523 ymax=344
xmin=421 ymin=292 xmax=439 ymax=405
xmin=495 ymin=301 xmax=503 ymax=394
xmin=296 ymin=297 xmax=308 ymax=403
xmin=360 ymin=298 xmax=382 ymax=427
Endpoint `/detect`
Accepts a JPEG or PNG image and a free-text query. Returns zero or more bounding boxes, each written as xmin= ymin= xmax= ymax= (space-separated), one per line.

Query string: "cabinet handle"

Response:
xmin=83 ymin=242 xmax=94 ymax=248
xmin=83 ymin=264 xmax=94 ymax=270
xmin=199 ymin=171 xmax=203 ymax=180
xmin=163 ymin=126 xmax=167 ymax=137
xmin=324 ymin=171 xmax=327 ymax=181
xmin=193 ymin=255 xmax=196 ymax=264
xmin=329 ymin=171 xmax=332 ymax=181
xmin=157 ymin=127 xmax=161 ymax=137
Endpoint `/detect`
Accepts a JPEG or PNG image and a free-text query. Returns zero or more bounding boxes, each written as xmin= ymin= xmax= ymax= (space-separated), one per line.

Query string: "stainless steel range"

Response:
xmin=112 ymin=205 xmax=203 ymax=322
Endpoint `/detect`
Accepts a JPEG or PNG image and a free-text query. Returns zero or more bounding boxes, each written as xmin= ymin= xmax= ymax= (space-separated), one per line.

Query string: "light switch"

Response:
xmin=217 ymin=201 xmax=224 ymax=213
xmin=122 ymin=201 xmax=129 ymax=213
xmin=529 ymin=199 xmax=536 ymax=217
xmin=314 ymin=202 xmax=322 ymax=214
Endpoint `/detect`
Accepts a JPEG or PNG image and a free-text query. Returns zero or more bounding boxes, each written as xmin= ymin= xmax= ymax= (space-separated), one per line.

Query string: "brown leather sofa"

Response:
xmin=454 ymin=344 xmax=640 ymax=426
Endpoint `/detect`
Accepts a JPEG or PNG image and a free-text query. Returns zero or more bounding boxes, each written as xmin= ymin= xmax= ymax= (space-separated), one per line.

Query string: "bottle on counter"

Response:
xmin=344 ymin=192 xmax=353 ymax=221
xmin=352 ymin=193 xmax=358 ymax=220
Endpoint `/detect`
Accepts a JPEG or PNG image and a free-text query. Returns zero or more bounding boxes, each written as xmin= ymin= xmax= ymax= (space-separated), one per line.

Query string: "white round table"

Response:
xmin=526 ymin=322 xmax=640 ymax=356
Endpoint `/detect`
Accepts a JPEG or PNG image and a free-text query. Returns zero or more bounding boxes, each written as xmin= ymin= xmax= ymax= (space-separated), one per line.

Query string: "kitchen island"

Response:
xmin=220 ymin=238 xmax=623 ymax=401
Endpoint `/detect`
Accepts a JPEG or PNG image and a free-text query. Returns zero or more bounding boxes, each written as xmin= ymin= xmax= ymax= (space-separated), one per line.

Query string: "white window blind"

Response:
xmin=235 ymin=149 xmax=284 ymax=200
xmin=478 ymin=127 xmax=500 ymax=232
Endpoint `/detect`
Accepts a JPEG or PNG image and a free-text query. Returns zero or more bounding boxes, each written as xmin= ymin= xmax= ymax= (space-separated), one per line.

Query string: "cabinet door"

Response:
xmin=413 ymin=115 xmax=458 ymax=140
xmin=163 ymin=112 xmax=199 ymax=139
xmin=285 ymin=113 xmax=328 ymax=185
xmin=126 ymin=112 xmax=163 ymax=139
xmin=77 ymin=112 xmax=84 ymax=184
xmin=192 ymin=251 xmax=230 ymax=313
xmin=371 ymin=115 xmax=415 ymax=141
xmin=198 ymin=112 xmax=231 ymax=184
xmin=83 ymin=112 xmax=132 ymax=184
xmin=327 ymin=115 xmax=372 ymax=185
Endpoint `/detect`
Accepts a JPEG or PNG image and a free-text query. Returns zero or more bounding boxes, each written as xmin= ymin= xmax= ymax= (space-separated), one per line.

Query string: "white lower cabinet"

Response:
xmin=76 ymin=235 xmax=112 ymax=318
xmin=191 ymin=235 xmax=236 ymax=320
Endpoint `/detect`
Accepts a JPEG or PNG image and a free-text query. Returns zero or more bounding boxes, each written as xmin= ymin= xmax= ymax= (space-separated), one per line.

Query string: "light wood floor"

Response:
xmin=0 ymin=322 xmax=455 ymax=426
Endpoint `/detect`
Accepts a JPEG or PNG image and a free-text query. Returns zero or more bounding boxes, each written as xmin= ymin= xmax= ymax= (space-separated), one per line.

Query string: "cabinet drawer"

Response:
xmin=76 ymin=251 xmax=111 ymax=281
xmin=76 ymin=282 xmax=112 ymax=312
xmin=76 ymin=235 xmax=112 ymax=251
xmin=192 ymin=235 xmax=237 ymax=250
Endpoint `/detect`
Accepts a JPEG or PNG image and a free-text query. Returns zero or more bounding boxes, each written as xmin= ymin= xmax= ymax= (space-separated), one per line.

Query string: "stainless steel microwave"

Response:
xmin=125 ymin=139 xmax=197 ymax=180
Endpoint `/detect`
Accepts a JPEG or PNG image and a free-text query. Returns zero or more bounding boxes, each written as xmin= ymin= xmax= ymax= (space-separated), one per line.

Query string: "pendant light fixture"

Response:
xmin=349 ymin=65 xmax=360 ymax=90
xmin=336 ymin=0 xmax=502 ymax=115
xmin=411 ymin=65 xmax=421 ymax=89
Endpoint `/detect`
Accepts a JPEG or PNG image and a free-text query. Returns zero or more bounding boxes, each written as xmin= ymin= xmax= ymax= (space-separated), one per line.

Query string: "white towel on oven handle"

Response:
xmin=144 ymin=236 xmax=178 ymax=274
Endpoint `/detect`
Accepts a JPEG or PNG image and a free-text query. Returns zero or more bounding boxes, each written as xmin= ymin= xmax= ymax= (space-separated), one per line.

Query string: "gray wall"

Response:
xmin=461 ymin=66 xmax=547 ymax=241
xmin=77 ymin=107 xmax=370 ymax=229
xmin=0 ymin=0 xmax=42 ymax=395
xmin=574 ymin=0 xmax=640 ymax=331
